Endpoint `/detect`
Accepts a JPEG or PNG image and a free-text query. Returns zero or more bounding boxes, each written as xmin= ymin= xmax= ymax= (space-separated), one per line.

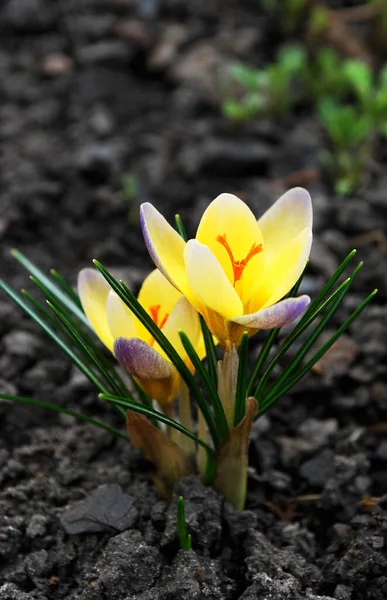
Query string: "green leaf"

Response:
xmin=100 ymin=393 xmax=215 ymax=456
xmin=177 ymin=496 xmax=192 ymax=550
xmin=234 ymin=332 xmax=249 ymax=426
xmin=11 ymin=250 xmax=89 ymax=327
xmin=200 ymin=315 xmax=218 ymax=389
xmin=0 ymin=279 xmax=109 ymax=394
xmin=175 ymin=214 xmax=188 ymax=241
xmin=0 ymin=394 xmax=129 ymax=441
xmin=179 ymin=331 xmax=228 ymax=440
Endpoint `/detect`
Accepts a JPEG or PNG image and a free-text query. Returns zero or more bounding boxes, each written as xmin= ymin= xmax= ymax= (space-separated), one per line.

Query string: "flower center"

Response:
xmin=216 ymin=234 xmax=263 ymax=285
xmin=149 ymin=304 xmax=169 ymax=329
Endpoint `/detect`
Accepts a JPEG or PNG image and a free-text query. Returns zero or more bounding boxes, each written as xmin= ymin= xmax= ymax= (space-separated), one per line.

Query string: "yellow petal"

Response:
xmin=247 ymin=228 xmax=312 ymax=313
xmin=196 ymin=193 xmax=265 ymax=292
xmin=106 ymin=290 xmax=137 ymax=340
xmin=258 ymin=187 xmax=312 ymax=261
xmin=140 ymin=203 xmax=194 ymax=302
xmin=185 ymin=240 xmax=243 ymax=321
xmin=157 ymin=297 xmax=202 ymax=365
xmin=77 ymin=268 xmax=113 ymax=351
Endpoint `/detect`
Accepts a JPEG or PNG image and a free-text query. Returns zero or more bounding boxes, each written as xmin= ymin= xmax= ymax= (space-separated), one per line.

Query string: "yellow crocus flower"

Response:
xmin=140 ymin=187 xmax=312 ymax=346
xmin=77 ymin=268 xmax=204 ymax=404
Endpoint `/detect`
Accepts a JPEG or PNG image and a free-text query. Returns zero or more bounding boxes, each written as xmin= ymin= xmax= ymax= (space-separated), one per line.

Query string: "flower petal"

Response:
xmin=114 ymin=337 xmax=173 ymax=379
xmin=136 ymin=269 xmax=182 ymax=343
xmin=229 ymin=295 xmax=310 ymax=331
xmin=246 ymin=228 xmax=312 ymax=314
xmin=157 ymin=296 xmax=203 ymax=363
xmin=106 ymin=290 xmax=137 ymax=341
xmin=196 ymin=193 xmax=264 ymax=286
xmin=185 ymin=240 xmax=243 ymax=321
xmin=258 ymin=187 xmax=312 ymax=259
xmin=140 ymin=203 xmax=193 ymax=301
xmin=78 ymin=268 xmax=114 ymax=351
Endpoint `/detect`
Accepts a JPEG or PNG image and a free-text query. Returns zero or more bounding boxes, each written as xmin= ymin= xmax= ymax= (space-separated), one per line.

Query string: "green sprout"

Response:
xmin=318 ymin=61 xmax=387 ymax=196
xmin=0 ymin=190 xmax=376 ymax=510
xmin=222 ymin=46 xmax=307 ymax=122
xmin=177 ymin=496 xmax=192 ymax=550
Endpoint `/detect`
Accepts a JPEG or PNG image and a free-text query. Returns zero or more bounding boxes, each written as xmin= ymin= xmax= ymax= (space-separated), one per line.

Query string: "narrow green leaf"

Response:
xmin=246 ymin=266 xmax=305 ymax=396
xmin=200 ymin=315 xmax=218 ymax=389
xmin=11 ymin=249 xmax=90 ymax=327
xmin=100 ymin=393 xmax=215 ymax=456
xmin=179 ymin=331 xmax=228 ymax=439
xmin=177 ymin=496 xmax=191 ymax=550
xmin=247 ymin=328 xmax=279 ymax=396
xmin=234 ymin=332 xmax=249 ymax=426
xmin=0 ymin=394 xmax=129 ymax=441
xmin=0 ymin=278 xmax=110 ymax=395
xmin=50 ymin=269 xmax=83 ymax=309
xmin=252 ymin=277 xmax=352 ymax=400
xmin=258 ymin=261 xmax=364 ymax=411
xmin=258 ymin=288 xmax=377 ymax=415
xmin=47 ymin=300 xmax=129 ymax=408
xmin=30 ymin=274 xmax=133 ymax=400
xmin=175 ymin=214 xmax=188 ymax=241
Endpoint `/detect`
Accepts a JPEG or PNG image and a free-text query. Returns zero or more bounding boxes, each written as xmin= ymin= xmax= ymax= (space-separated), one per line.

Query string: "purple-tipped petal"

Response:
xmin=229 ymin=295 xmax=310 ymax=330
xmin=114 ymin=337 xmax=173 ymax=380
xmin=139 ymin=203 xmax=186 ymax=291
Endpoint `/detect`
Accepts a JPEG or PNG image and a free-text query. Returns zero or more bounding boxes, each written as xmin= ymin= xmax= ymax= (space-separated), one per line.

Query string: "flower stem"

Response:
xmin=217 ymin=343 xmax=239 ymax=428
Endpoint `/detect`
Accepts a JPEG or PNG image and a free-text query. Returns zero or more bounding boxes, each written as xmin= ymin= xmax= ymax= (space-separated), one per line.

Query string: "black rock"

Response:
xmin=60 ymin=484 xmax=138 ymax=535
xmin=300 ymin=449 xmax=335 ymax=487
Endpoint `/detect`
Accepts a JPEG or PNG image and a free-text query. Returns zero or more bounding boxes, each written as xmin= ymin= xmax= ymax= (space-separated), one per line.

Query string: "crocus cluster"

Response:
xmin=78 ymin=187 xmax=313 ymax=507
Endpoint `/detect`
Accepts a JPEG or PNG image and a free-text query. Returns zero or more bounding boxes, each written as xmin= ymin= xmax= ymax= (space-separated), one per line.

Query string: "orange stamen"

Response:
xmin=217 ymin=234 xmax=263 ymax=284
xmin=149 ymin=304 xmax=169 ymax=329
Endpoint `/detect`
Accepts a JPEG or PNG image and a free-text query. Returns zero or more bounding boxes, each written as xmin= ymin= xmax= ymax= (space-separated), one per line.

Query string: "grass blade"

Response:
xmin=100 ymin=393 xmax=215 ymax=455
xmin=200 ymin=315 xmax=218 ymax=389
xmin=234 ymin=332 xmax=249 ymax=426
xmin=179 ymin=332 xmax=228 ymax=439
xmin=50 ymin=269 xmax=83 ymax=308
xmin=177 ymin=496 xmax=192 ymax=550
xmin=11 ymin=249 xmax=89 ymax=327
xmin=258 ymin=288 xmax=377 ymax=415
xmin=0 ymin=279 xmax=111 ymax=394
xmin=175 ymin=214 xmax=188 ymax=241
xmin=0 ymin=394 xmax=129 ymax=441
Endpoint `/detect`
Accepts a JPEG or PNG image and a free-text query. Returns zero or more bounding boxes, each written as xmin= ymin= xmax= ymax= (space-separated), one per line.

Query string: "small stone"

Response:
xmin=300 ymin=449 xmax=335 ymax=486
xmin=334 ymin=584 xmax=352 ymax=600
xmin=89 ymin=105 xmax=114 ymax=136
xmin=26 ymin=514 xmax=49 ymax=538
xmin=3 ymin=331 xmax=42 ymax=359
xmin=40 ymin=52 xmax=73 ymax=76
xmin=297 ymin=418 xmax=338 ymax=450
xmin=60 ymin=484 xmax=138 ymax=534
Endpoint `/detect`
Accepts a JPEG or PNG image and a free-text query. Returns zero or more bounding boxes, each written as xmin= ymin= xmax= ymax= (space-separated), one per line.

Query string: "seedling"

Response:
xmin=177 ymin=496 xmax=192 ymax=550
xmin=222 ymin=46 xmax=307 ymax=122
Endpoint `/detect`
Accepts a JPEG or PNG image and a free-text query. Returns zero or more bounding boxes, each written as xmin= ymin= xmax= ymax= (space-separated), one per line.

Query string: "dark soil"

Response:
xmin=1 ymin=1 xmax=387 ymax=599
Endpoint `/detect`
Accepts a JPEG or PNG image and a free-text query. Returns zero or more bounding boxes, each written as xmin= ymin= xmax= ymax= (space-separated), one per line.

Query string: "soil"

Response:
xmin=1 ymin=1 xmax=387 ymax=599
